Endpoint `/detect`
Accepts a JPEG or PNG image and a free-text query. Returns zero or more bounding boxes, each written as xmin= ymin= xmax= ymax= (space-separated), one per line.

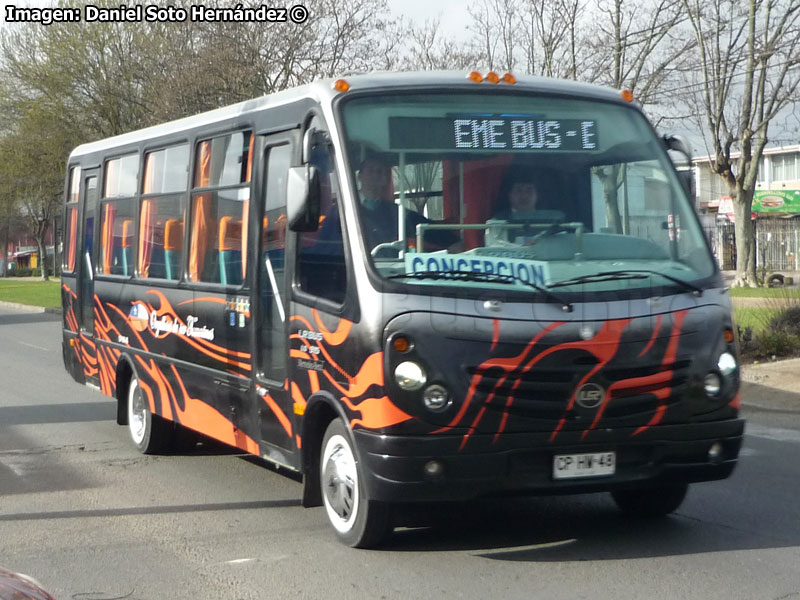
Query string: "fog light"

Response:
xmin=704 ymin=373 xmax=722 ymax=396
xmin=423 ymin=460 xmax=444 ymax=478
xmin=718 ymin=352 xmax=738 ymax=377
xmin=422 ymin=384 xmax=450 ymax=412
xmin=708 ymin=442 xmax=723 ymax=463
xmin=394 ymin=361 xmax=426 ymax=391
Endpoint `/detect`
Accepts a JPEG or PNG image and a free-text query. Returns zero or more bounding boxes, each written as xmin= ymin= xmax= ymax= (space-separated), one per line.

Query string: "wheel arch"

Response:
xmin=299 ymin=391 xmax=350 ymax=508
xmin=114 ymin=354 xmax=138 ymax=426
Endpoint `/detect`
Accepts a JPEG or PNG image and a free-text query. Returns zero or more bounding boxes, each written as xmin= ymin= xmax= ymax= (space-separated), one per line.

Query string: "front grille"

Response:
xmin=466 ymin=357 xmax=691 ymax=423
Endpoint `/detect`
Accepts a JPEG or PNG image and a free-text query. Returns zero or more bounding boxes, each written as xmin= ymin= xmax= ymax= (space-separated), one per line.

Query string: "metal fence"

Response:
xmin=702 ymin=218 xmax=800 ymax=272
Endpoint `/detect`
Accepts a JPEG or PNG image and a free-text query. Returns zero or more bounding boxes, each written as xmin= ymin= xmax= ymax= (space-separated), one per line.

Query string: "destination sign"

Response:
xmin=405 ymin=253 xmax=551 ymax=287
xmin=389 ymin=116 xmax=598 ymax=152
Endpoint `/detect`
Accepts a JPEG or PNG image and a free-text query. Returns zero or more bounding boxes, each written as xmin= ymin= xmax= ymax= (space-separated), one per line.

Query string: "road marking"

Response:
xmin=225 ymin=558 xmax=256 ymax=565
xmin=746 ymin=423 xmax=800 ymax=443
xmin=17 ymin=341 xmax=50 ymax=351
xmin=475 ymin=538 xmax=577 ymax=556
xmin=0 ymin=456 xmax=28 ymax=477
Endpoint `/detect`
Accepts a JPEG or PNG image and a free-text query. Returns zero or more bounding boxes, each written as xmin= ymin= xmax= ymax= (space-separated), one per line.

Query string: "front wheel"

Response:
xmin=127 ymin=374 xmax=171 ymax=454
xmin=320 ymin=419 xmax=392 ymax=548
xmin=611 ymin=483 xmax=689 ymax=517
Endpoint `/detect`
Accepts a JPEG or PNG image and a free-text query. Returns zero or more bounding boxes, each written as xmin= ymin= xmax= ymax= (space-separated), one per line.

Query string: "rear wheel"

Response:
xmin=127 ymin=375 xmax=171 ymax=454
xmin=320 ymin=419 xmax=392 ymax=548
xmin=611 ymin=483 xmax=689 ymax=517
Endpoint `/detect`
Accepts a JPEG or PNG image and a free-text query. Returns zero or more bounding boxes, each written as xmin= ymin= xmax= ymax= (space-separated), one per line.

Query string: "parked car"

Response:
xmin=0 ymin=568 xmax=55 ymax=600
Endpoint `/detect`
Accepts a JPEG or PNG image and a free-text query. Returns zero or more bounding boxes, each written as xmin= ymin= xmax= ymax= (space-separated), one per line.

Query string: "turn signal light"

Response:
xmin=723 ymin=328 xmax=735 ymax=343
xmin=333 ymin=78 xmax=350 ymax=92
xmin=393 ymin=336 xmax=411 ymax=353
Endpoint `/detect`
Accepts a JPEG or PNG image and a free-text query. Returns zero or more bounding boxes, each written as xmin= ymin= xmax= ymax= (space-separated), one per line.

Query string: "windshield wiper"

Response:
xmin=548 ymin=269 xmax=703 ymax=296
xmin=388 ymin=270 xmax=573 ymax=312
xmin=387 ymin=270 xmax=509 ymax=284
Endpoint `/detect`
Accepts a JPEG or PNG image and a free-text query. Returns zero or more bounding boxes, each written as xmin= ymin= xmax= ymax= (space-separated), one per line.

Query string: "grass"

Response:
xmin=734 ymin=306 xmax=783 ymax=334
xmin=728 ymin=287 xmax=800 ymax=298
xmin=0 ymin=279 xmax=61 ymax=308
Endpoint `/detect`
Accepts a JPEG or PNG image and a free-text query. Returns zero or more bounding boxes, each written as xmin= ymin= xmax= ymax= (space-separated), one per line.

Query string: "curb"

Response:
xmin=0 ymin=301 xmax=61 ymax=315
xmin=740 ymin=381 xmax=800 ymax=414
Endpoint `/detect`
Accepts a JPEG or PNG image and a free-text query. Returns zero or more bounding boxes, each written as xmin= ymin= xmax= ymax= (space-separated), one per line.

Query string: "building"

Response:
xmin=694 ymin=145 xmax=800 ymax=215
xmin=693 ymin=145 xmax=800 ymax=271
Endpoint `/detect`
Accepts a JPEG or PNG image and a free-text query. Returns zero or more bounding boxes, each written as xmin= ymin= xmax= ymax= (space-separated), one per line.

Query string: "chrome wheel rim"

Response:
xmin=128 ymin=379 xmax=146 ymax=445
xmin=322 ymin=433 xmax=358 ymax=533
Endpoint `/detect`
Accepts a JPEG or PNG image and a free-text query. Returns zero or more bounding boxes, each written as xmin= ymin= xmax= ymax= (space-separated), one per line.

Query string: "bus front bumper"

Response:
xmin=354 ymin=418 xmax=745 ymax=503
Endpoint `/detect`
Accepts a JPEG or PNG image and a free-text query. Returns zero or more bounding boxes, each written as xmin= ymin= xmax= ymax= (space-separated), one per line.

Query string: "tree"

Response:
xmin=586 ymin=0 xmax=694 ymax=108
xmin=681 ymin=0 xmax=800 ymax=286
xmin=0 ymin=100 xmax=72 ymax=281
xmin=401 ymin=18 xmax=481 ymax=71
xmin=520 ymin=0 xmax=585 ymax=78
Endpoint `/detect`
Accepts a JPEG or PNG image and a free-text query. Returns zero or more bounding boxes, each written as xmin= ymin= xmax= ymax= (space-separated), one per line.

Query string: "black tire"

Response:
xmin=767 ymin=273 xmax=785 ymax=288
xmin=126 ymin=374 xmax=172 ymax=454
xmin=611 ymin=483 xmax=689 ymax=517
xmin=320 ymin=419 xmax=392 ymax=548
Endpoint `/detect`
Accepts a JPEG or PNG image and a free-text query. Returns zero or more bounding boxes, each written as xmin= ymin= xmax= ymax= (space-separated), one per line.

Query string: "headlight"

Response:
xmin=718 ymin=352 xmax=738 ymax=377
xmin=394 ymin=361 xmax=426 ymax=391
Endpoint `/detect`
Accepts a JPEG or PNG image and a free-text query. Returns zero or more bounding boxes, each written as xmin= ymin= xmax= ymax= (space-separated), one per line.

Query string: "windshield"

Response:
xmin=338 ymin=92 xmax=715 ymax=294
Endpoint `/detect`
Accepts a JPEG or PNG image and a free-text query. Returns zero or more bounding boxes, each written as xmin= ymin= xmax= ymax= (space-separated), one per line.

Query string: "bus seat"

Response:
xmin=164 ymin=219 xmax=184 ymax=280
xmin=219 ymin=216 xmax=243 ymax=285
xmin=119 ymin=219 xmax=133 ymax=275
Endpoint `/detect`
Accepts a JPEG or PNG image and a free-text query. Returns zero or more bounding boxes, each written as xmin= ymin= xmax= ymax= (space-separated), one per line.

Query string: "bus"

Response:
xmin=61 ymin=71 xmax=744 ymax=547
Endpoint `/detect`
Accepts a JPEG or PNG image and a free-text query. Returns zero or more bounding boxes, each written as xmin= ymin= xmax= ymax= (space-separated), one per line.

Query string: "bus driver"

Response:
xmin=485 ymin=170 xmax=565 ymax=246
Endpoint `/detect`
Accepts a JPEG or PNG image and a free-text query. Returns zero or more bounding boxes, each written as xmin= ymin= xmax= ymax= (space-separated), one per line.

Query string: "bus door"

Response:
xmin=78 ymin=170 xmax=98 ymax=335
xmin=254 ymin=132 xmax=297 ymax=461
xmin=73 ymin=169 xmax=100 ymax=387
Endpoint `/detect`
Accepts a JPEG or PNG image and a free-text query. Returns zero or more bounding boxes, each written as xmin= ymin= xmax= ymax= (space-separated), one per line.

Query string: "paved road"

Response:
xmin=2 ymin=306 xmax=800 ymax=600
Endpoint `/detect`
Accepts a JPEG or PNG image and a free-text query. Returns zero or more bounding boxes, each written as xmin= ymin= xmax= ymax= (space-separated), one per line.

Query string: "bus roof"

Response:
xmin=68 ymin=71 xmax=628 ymax=160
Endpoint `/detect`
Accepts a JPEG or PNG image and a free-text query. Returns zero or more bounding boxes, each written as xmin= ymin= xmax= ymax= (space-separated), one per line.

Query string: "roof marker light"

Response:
xmin=502 ymin=72 xmax=517 ymax=84
xmin=468 ymin=71 xmax=483 ymax=82
xmin=333 ymin=79 xmax=350 ymax=92
xmin=621 ymin=89 xmax=634 ymax=102
xmin=485 ymin=71 xmax=500 ymax=83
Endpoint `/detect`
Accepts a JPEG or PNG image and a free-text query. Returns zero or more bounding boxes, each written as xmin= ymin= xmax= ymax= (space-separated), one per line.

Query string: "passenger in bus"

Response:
xmin=485 ymin=170 xmax=564 ymax=246
xmin=355 ymin=157 xmax=457 ymax=253
xmin=316 ymin=156 xmax=457 ymax=255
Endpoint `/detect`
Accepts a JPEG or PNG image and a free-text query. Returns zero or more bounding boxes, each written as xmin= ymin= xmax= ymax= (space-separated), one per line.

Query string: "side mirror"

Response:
xmin=663 ymin=133 xmax=692 ymax=161
xmin=287 ymin=165 xmax=321 ymax=232
xmin=663 ymin=134 xmax=695 ymax=200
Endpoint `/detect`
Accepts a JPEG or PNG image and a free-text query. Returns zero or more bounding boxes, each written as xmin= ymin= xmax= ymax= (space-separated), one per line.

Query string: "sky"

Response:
xmin=386 ymin=0 xmax=472 ymax=41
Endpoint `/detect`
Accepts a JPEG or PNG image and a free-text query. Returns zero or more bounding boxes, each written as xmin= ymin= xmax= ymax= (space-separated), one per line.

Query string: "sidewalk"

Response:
xmin=740 ymin=357 xmax=800 ymax=412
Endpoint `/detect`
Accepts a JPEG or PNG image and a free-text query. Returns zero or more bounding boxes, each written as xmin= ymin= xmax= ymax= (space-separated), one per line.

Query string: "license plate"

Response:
xmin=553 ymin=452 xmax=616 ymax=479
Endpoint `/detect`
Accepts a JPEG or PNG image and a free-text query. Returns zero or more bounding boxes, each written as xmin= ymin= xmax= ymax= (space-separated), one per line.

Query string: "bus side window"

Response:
xmin=139 ymin=144 xmax=189 ymax=280
xmin=98 ymin=200 xmax=135 ymax=276
xmin=297 ymin=140 xmax=346 ymax=304
xmin=63 ymin=167 xmax=81 ymax=273
xmin=189 ymin=132 xmax=252 ymax=285
xmin=98 ymin=154 xmax=138 ymax=277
